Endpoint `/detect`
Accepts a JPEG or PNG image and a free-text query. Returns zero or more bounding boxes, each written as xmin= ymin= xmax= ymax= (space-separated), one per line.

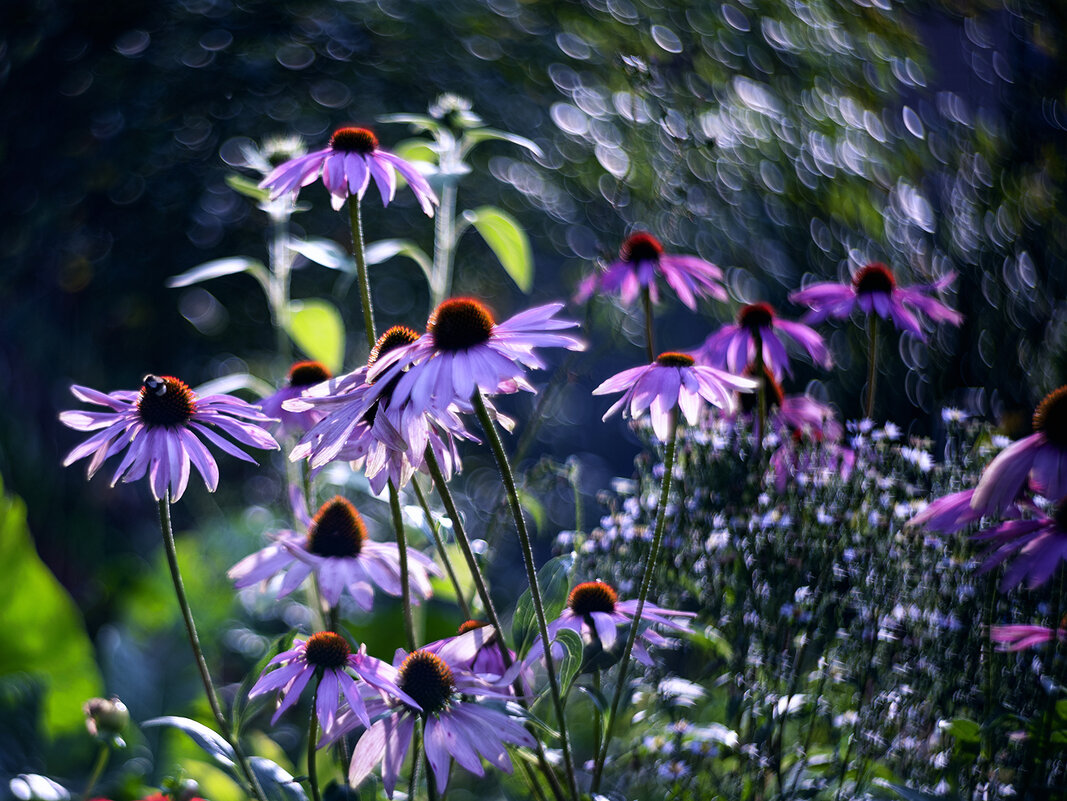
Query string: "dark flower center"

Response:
xmin=306 ymin=497 xmax=367 ymax=558
xmin=398 ymin=650 xmax=456 ymax=715
xmin=458 ymin=619 xmax=489 ymax=635
xmin=568 ymin=581 xmax=618 ymax=616
xmin=739 ymin=364 xmax=784 ymax=414
xmin=738 ymin=302 xmax=775 ymax=331
xmin=137 ymin=375 xmax=196 ymax=427
xmin=288 ymin=361 xmax=331 ymax=387
xmin=304 ymin=631 xmax=351 ymax=669
xmin=655 ymin=352 xmax=695 ymax=368
xmin=620 ymin=232 xmax=664 ymax=264
xmin=853 ymin=263 xmax=896 ymax=295
xmin=369 ymin=325 xmax=420 ymax=368
xmin=428 ymin=298 xmax=496 ymax=352
xmin=329 ymin=127 xmax=379 ymax=155
xmin=1034 ymin=386 xmax=1067 ymax=449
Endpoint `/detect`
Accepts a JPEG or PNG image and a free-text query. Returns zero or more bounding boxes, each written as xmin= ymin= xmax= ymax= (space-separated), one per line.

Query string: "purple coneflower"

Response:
xmin=696 ymin=302 xmax=831 ymax=378
xmin=260 ymin=361 xmax=333 ymax=438
xmin=990 ymin=624 xmax=1067 ymax=651
xmin=908 ymin=489 xmax=985 ymax=534
xmin=593 ymin=352 xmax=757 ymax=440
xmin=788 ymin=262 xmax=962 ymax=339
xmin=527 ymin=580 xmax=695 ymax=667
xmin=367 ymin=298 xmax=584 ymax=416
xmin=60 ymin=375 xmax=279 ymax=502
xmin=575 ymin=232 xmax=728 ymax=311
xmin=339 ymin=643 xmax=535 ymax=797
xmin=732 ymin=366 xmax=842 ymax=442
xmin=972 ymin=503 xmax=1067 ymax=591
xmin=972 ymin=387 xmax=1067 ymax=515
xmin=260 ymin=126 xmax=438 ymax=214
xmin=228 ymin=495 xmax=437 ymax=609
xmin=249 ymin=631 xmax=416 ymax=736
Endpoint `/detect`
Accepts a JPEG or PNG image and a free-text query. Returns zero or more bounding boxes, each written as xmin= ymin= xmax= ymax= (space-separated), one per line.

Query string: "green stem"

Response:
xmin=307 ymin=682 xmax=322 ymax=801
xmin=430 ymin=180 xmax=458 ymax=310
xmin=753 ymin=328 xmax=766 ymax=458
xmin=591 ymin=415 xmax=679 ymax=792
xmin=157 ymin=498 xmax=267 ymax=801
xmin=642 ymin=287 xmax=655 ymax=363
xmin=865 ymin=314 xmax=878 ymax=420
xmin=347 ymin=197 xmax=376 ymax=349
xmin=471 ymin=394 xmax=580 ymax=801
xmin=80 ymin=743 xmax=110 ymax=801
xmin=268 ymin=201 xmax=294 ymax=362
xmin=388 ymin=479 xmax=417 ymax=651
xmin=412 ymin=477 xmax=472 ymax=621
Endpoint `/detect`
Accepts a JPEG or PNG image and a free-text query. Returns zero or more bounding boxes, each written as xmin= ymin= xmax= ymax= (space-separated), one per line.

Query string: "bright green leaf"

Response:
xmin=0 ymin=478 xmax=103 ymax=735
xmin=461 ymin=128 xmax=544 ymax=158
xmin=555 ymin=628 xmax=584 ymax=696
xmin=392 ymin=139 xmax=438 ymax=165
xmin=143 ymin=716 xmax=236 ymax=767
xmin=462 ymin=206 xmax=534 ymax=293
xmin=511 ymin=554 xmax=574 ymax=656
xmin=365 ymin=239 xmax=433 ymax=286
xmin=225 ymin=174 xmax=270 ymax=203
xmin=286 ymin=299 xmax=345 ymax=373
xmin=166 ymin=257 xmax=266 ymax=289
xmin=941 ymin=717 xmax=981 ymax=743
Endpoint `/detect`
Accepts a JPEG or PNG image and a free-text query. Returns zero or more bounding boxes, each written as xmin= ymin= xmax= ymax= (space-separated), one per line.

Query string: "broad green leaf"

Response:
xmin=167 ymin=257 xmax=268 ymax=289
xmin=194 ymin=373 xmax=277 ymax=401
xmin=462 ymin=206 xmax=533 ymax=293
xmin=250 ymin=757 xmax=308 ymax=801
xmin=142 ymin=716 xmax=236 ymax=767
xmin=516 ymin=488 xmax=546 ymax=533
xmin=286 ymin=299 xmax=345 ymax=373
xmin=461 ymin=128 xmax=544 ymax=158
xmin=377 ymin=113 xmax=442 ymax=135
xmin=225 ymin=174 xmax=270 ymax=202
xmin=941 ymin=717 xmax=981 ymax=743
xmin=289 ymin=237 xmax=354 ymax=273
xmin=392 ymin=139 xmax=438 ymax=165
xmin=365 ymin=239 xmax=433 ymax=286
xmin=0 ymin=479 xmax=102 ymax=735
xmin=554 ymin=628 xmax=584 ymax=696
xmin=511 ymin=554 xmax=574 ymax=655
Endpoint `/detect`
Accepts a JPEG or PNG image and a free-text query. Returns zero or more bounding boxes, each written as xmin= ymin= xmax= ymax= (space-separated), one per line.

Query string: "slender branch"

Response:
xmin=591 ymin=415 xmax=679 ymax=792
xmin=471 ymin=393 xmax=580 ymax=801
xmin=80 ymin=744 xmax=110 ymax=801
xmin=865 ymin=314 xmax=878 ymax=420
xmin=753 ymin=329 xmax=766 ymax=459
xmin=641 ymin=287 xmax=655 ymax=363
xmin=388 ymin=479 xmax=417 ymax=652
xmin=307 ymin=682 xmax=322 ymax=801
xmin=412 ymin=477 xmax=472 ymax=621
xmin=157 ymin=498 xmax=267 ymax=801
xmin=347 ymin=197 xmax=377 ymax=349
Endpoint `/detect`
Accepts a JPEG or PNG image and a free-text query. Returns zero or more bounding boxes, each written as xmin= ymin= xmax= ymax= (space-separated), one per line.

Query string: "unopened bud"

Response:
xmin=84 ymin=697 xmax=129 ymax=739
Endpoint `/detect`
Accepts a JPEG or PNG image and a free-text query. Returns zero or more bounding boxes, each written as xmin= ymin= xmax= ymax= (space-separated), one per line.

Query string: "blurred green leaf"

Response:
xmin=144 ymin=716 xmax=234 ymax=766
xmin=289 ymin=238 xmax=354 ymax=273
xmin=392 ymin=139 xmax=438 ymax=165
xmin=166 ymin=257 xmax=268 ymax=290
xmin=942 ymin=717 xmax=981 ymax=744
xmin=461 ymin=128 xmax=544 ymax=158
xmin=250 ymin=757 xmax=308 ymax=801
xmin=462 ymin=206 xmax=534 ymax=293
xmin=365 ymin=239 xmax=433 ymax=286
xmin=554 ymin=627 xmax=584 ymax=696
xmin=511 ymin=554 xmax=574 ymax=656
xmin=225 ymin=174 xmax=270 ymax=203
xmin=0 ymin=478 xmax=102 ymax=735
xmin=286 ymin=299 xmax=345 ymax=373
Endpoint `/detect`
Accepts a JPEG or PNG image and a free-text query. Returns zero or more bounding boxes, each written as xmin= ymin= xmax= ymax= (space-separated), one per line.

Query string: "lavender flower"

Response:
xmin=260 ymin=126 xmax=437 ymax=214
xmin=788 ymin=262 xmax=962 ymax=339
xmin=260 ymin=361 xmax=333 ymax=438
xmin=696 ymin=302 xmax=830 ymax=378
xmin=972 ymin=504 xmax=1067 ymax=591
xmin=593 ymin=352 xmax=757 ymax=440
xmin=575 ymin=231 xmax=728 ymax=310
xmin=990 ymin=624 xmax=1067 ymax=651
xmin=60 ymin=375 xmax=279 ymax=501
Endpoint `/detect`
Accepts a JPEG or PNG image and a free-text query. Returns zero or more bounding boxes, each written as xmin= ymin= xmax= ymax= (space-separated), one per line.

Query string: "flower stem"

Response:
xmin=430 ymin=179 xmax=458 ymax=310
xmin=865 ymin=314 xmax=878 ymax=420
xmin=347 ymin=197 xmax=377 ymax=350
xmin=412 ymin=477 xmax=472 ymax=621
xmin=307 ymin=683 xmax=322 ymax=801
xmin=642 ymin=286 xmax=655 ymax=363
xmin=80 ymin=743 xmax=110 ymax=801
xmin=157 ymin=498 xmax=267 ymax=801
xmin=591 ymin=414 xmax=679 ymax=793
xmin=388 ymin=479 xmax=417 ymax=651
xmin=753 ymin=328 xmax=766 ymax=458
xmin=471 ymin=393 xmax=580 ymax=801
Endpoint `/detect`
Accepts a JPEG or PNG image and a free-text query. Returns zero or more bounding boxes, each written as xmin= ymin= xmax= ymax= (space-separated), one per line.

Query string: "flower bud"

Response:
xmin=84 ymin=697 xmax=129 ymax=740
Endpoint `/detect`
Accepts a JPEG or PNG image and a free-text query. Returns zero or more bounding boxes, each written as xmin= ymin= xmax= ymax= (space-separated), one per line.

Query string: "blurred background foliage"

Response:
xmin=1 ymin=0 xmax=1066 ymax=790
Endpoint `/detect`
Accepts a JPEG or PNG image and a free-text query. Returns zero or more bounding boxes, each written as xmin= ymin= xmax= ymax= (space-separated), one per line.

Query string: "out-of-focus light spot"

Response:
xmin=722 ymin=5 xmax=750 ymax=32
xmin=181 ymin=47 xmax=214 ymax=68
xmin=595 ymin=143 xmax=629 ymax=178
xmin=310 ymin=80 xmax=351 ymax=109
xmin=902 ymin=106 xmax=924 ymax=139
xmin=465 ymin=35 xmax=503 ymax=60
xmin=200 ymin=30 xmax=233 ymax=51
xmin=59 ymin=70 xmax=93 ymax=97
xmin=607 ymin=0 xmax=638 ymax=24
xmin=992 ymin=51 xmax=1013 ymax=83
xmin=551 ymin=103 xmax=589 ymax=136
xmin=90 ymin=110 xmax=125 ymax=140
xmin=651 ymin=25 xmax=683 ymax=54
xmin=276 ymin=43 xmax=314 ymax=70
xmin=115 ymin=30 xmax=150 ymax=57
xmin=179 ymin=288 xmax=228 ymax=336
xmin=556 ymin=32 xmax=591 ymax=60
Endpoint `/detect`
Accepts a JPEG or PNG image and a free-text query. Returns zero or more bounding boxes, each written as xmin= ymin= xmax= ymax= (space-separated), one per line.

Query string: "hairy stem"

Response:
xmin=412 ymin=477 xmax=472 ymax=621
xmin=80 ymin=744 xmax=110 ymax=801
xmin=865 ymin=314 xmax=878 ymax=420
xmin=388 ymin=479 xmax=417 ymax=651
xmin=307 ymin=683 xmax=322 ymax=801
xmin=642 ymin=286 xmax=655 ymax=363
xmin=347 ymin=197 xmax=376 ymax=349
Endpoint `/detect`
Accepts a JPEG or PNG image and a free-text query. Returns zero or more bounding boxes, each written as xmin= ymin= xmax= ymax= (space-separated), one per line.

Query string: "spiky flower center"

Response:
xmin=398 ymin=650 xmax=456 ymax=715
xmin=306 ymin=497 xmax=367 ymax=558
xmin=655 ymin=352 xmax=695 ymax=368
xmin=428 ymin=298 xmax=496 ymax=352
xmin=288 ymin=361 xmax=331 ymax=387
xmin=304 ymin=631 xmax=351 ymax=669
xmin=137 ymin=375 xmax=196 ymax=427
xmin=568 ymin=581 xmax=618 ymax=616
xmin=739 ymin=364 xmax=784 ymax=414
xmin=620 ymin=232 xmax=664 ymax=263
xmin=1034 ymin=386 xmax=1067 ymax=449
xmin=458 ymin=619 xmax=489 ymax=635
xmin=738 ymin=302 xmax=775 ymax=331
xmin=853 ymin=263 xmax=896 ymax=295
xmin=329 ymin=127 xmax=379 ymax=154
xmin=369 ymin=325 xmax=420 ymax=367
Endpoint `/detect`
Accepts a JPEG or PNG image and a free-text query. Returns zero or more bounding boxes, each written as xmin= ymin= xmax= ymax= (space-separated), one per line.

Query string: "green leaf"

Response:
xmin=365 ymin=239 xmax=433 ymax=286
xmin=250 ymin=757 xmax=308 ymax=801
xmin=392 ymin=138 xmax=438 ymax=165
xmin=289 ymin=238 xmax=354 ymax=273
xmin=225 ymin=173 xmax=270 ymax=202
xmin=942 ymin=717 xmax=981 ymax=743
xmin=462 ymin=206 xmax=534 ymax=293
xmin=0 ymin=479 xmax=102 ymax=735
xmin=286 ymin=299 xmax=345 ymax=373
xmin=555 ymin=628 xmax=584 ymax=695
xmin=166 ymin=257 xmax=267 ymax=289
xmin=461 ymin=128 xmax=544 ymax=158
xmin=881 ymin=782 xmax=960 ymax=801
xmin=511 ymin=554 xmax=574 ymax=656
xmin=142 ymin=716 xmax=236 ymax=767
